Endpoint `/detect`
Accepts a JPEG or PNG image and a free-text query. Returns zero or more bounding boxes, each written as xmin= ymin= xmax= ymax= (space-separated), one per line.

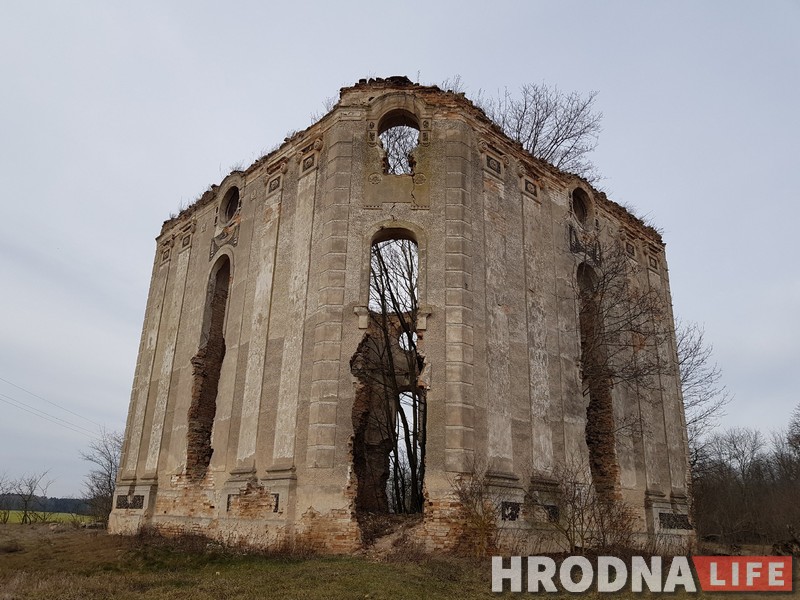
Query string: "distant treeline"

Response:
xmin=0 ymin=493 xmax=90 ymax=515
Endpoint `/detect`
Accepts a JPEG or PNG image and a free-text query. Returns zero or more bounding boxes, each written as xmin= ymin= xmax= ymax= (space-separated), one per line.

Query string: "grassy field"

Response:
xmin=1 ymin=511 xmax=92 ymax=525
xmin=0 ymin=524 xmax=496 ymax=600
xmin=0 ymin=524 xmax=796 ymax=599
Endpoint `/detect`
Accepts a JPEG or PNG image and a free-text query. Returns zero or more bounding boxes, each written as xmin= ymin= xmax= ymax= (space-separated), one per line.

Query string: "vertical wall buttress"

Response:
xmin=234 ymin=197 xmax=281 ymax=470
xmin=444 ymin=135 xmax=476 ymax=473
xmin=144 ymin=243 xmax=192 ymax=475
xmin=122 ymin=258 xmax=170 ymax=479
xmin=307 ymin=132 xmax=352 ymax=469
xmin=271 ymin=168 xmax=317 ymax=467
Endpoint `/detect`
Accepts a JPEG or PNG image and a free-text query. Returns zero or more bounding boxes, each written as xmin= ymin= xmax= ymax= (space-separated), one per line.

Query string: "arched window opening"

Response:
xmin=221 ymin=187 xmax=240 ymax=224
xmin=572 ymin=188 xmax=590 ymax=225
xmin=577 ymin=263 xmax=620 ymax=502
xmin=186 ymin=256 xmax=231 ymax=481
xmin=351 ymin=234 xmax=426 ymax=517
xmin=378 ymin=111 xmax=420 ymax=176
xmin=368 ymin=236 xmax=418 ymax=314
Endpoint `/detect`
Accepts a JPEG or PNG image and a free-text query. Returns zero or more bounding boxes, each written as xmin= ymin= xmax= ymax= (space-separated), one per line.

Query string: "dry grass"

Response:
xmin=0 ymin=524 xmax=497 ymax=600
xmin=0 ymin=524 xmax=797 ymax=599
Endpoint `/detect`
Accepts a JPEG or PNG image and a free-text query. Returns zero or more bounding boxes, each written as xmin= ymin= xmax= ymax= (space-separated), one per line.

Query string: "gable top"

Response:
xmin=162 ymin=76 xmax=662 ymax=245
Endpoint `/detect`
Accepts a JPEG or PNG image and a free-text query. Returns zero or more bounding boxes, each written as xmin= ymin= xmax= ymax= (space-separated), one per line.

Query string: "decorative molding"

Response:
xmin=267 ymin=175 xmax=282 ymax=195
xmin=419 ymin=117 xmax=432 ymax=145
xmin=338 ymin=109 xmax=363 ymax=121
xmin=354 ymin=306 xmax=369 ymax=329
xmin=267 ymin=160 xmax=289 ymax=176
xmin=160 ymin=237 xmax=174 ymax=263
xmin=209 ymin=223 xmax=239 ymax=260
xmin=178 ymin=220 xmax=195 ymax=252
xmin=479 ymin=139 xmax=505 ymax=180
xmin=367 ymin=121 xmax=378 ymax=146
xmin=295 ymin=137 xmax=321 ymax=177
xmin=519 ymin=175 xmax=539 ymax=202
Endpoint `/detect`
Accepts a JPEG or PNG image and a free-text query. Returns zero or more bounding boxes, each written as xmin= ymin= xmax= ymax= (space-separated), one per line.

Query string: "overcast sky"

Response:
xmin=1 ymin=1 xmax=798 ymax=497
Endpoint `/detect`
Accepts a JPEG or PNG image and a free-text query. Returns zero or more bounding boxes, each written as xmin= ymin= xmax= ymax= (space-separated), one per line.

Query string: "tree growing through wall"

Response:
xmin=371 ymin=237 xmax=426 ymax=514
xmin=351 ymin=236 xmax=426 ymax=515
xmin=380 ymin=125 xmax=419 ymax=175
xmin=572 ymin=231 xmax=672 ymax=500
xmin=374 ymin=77 xmax=604 ymax=181
xmin=477 ymin=82 xmax=603 ymax=182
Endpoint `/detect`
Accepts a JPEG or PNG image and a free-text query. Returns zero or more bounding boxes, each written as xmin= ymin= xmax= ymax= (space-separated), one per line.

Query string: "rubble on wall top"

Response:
xmin=160 ymin=75 xmax=663 ymax=245
xmin=356 ymin=75 xmax=416 ymax=87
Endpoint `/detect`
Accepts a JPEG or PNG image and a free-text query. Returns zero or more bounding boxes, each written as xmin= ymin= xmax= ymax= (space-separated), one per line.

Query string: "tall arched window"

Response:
xmin=186 ymin=255 xmax=231 ymax=480
xmin=351 ymin=232 xmax=426 ymax=515
xmin=369 ymin=234 xmax=419 ymax=314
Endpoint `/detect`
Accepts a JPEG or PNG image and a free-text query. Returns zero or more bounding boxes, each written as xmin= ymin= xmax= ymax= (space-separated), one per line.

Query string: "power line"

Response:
xmin=0 ymin=394 xmax=95 ymax=439
xmin=0 ymin=375 xmax=103 ymax=428
xmin=0 ymin=391 xmax=97 ymax=436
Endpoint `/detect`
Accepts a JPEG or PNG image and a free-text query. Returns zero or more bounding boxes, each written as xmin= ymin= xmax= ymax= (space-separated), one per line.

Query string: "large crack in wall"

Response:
xmin=186 ymin=257 xmax=230 ymax=481
xmin=578 ymin=264 xmax=621 ymax=502
xmin=350 ymin=317 xmax=425 ymax=516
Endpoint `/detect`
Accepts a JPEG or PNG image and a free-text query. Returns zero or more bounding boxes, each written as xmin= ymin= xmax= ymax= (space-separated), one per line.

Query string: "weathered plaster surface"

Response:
xmin=110 ymin=77 xmax=692 ymax=551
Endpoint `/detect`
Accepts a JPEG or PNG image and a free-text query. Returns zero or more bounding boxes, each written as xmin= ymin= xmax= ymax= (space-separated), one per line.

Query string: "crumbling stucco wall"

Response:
xmin=110 ymin=77 xmax=692 ymax=551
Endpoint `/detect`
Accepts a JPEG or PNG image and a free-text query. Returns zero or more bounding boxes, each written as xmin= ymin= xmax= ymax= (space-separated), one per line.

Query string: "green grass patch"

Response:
xmin=1 ymin=510 xmax=92 ymax=524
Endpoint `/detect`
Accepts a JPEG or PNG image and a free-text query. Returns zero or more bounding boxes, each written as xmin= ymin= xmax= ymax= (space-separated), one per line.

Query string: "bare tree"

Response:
xmin=676 ymin=320 xmax=731 ymax=469
xmin=478 ymin=83 xmax=603 ymax=181
xmin=571 ymin=232 xmax=671 ymax=500
xmin=709 ymin=428 xmax=765 ymax=482
xmin=379 ymin=126 xmax=419 ymax=175
xmin=575 ymin=237 xmax=670 ymax=393
xmin=351 ymin=237 xmax=426 ymax=516
xmin=309 ymin=95 xmax=339 ymax=124
xmin=450 ymin=467 xmax=502 ymax=557
xmin=788 ymin=403 xmax=800 ymax=454
xmin=692 ymin=427 xmax=769 ymax=542
xmin=81 ymin=428 xmax=123 ymax=524
xmin=525 ymin=458 xmax=637 ymax=554
xmin=0 ymin=472 xmax=11 ymax=524
xmin=11 ymin=471 xmax=52 ymax=524
xmin=439 ymin=74 xmax=466 ymax=94
xmin=371 ymin=238 xmax=425 ymax=514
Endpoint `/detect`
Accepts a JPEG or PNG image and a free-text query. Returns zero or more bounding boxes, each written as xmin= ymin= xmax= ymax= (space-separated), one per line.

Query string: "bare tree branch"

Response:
xmin=352 ymin=238 xmax=426 ymax=515
xmin=11 ymin=471 xmax=52 ymax=524
xmin=81 ymin=428 xmax=123 ymax=525
xmin=478 ymin=83 xmax=603 ymax=182
xmin=675 ymin=320 xmax=731 ymax=469
xmin=379 ymin=126 xmax=419 ymax=175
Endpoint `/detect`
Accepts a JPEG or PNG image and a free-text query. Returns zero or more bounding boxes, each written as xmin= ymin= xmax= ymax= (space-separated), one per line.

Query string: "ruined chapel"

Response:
xmin=109 ymin=77 xmax=692 ymax=550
